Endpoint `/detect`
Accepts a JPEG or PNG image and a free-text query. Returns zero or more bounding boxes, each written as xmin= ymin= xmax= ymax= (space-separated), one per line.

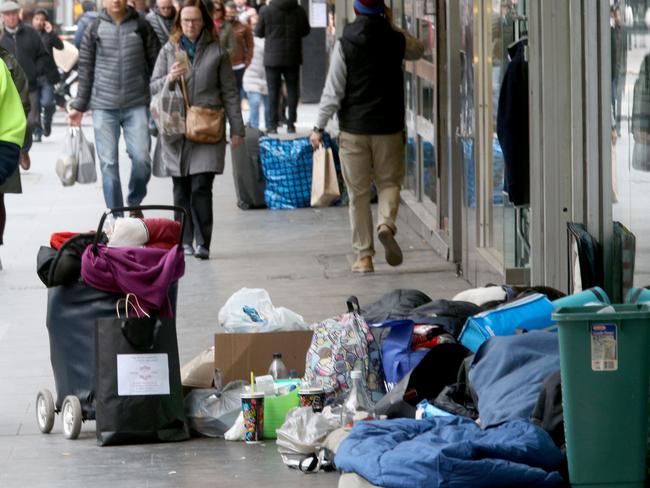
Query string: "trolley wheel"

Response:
xmin=35 ymin=389 xmax=55 ymax=434
xmin=61 ymin=395 xmax=82 ymax=440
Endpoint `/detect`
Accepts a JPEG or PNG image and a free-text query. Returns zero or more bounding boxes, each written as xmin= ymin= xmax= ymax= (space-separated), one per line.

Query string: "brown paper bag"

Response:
xmin=310 ymin=146 xmax=340 ymax=207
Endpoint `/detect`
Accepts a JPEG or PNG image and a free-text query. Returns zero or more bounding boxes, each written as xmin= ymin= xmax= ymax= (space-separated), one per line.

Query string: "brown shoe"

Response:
xmin=352 ymin=256 xmax=374 ymax=273
xmin=378 ymin=224 xmax=403 ymax=266
xmin=129 ymin=209 xmax=144 ymax=219
xmin=19 ymin=152 xmax=30 ymax=171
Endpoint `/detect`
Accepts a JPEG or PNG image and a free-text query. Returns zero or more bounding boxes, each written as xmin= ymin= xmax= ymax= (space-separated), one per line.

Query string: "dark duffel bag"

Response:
xmin=95 ymin=312 xmax=189 ymax=446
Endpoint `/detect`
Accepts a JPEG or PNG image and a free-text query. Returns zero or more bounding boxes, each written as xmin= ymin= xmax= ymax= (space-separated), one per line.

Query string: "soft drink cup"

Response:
xmin=241 ymin=392 xmax=265 ymax=443
xmin=298 ymin=388 xmax=325 ymax=412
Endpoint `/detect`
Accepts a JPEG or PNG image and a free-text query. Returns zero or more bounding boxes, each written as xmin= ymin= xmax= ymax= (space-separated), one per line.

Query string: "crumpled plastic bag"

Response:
xmin=218 ymin=288 xmax=309 ymax=333
xmin=184 ymin=381 xmax=247 ymax=437
xmin=225 ymin=411 xmax=246 ymax=441
xmin=276 ymin=406 xmax=338 ymax=455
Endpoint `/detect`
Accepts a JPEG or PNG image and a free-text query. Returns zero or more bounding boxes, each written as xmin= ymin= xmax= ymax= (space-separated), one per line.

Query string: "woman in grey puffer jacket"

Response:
xmin=151 ymin=0 xmax=245 ymax=260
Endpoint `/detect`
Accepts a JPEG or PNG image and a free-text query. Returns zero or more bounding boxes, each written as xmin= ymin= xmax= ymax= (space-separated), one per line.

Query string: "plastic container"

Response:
xmin=553 ymin=305 xmax=650 ymax=487
xmin=551 ymin=287 xmax=610 ymax=309
xmin=263 ymin=380 xmax=300 ymax=439
xmin=267 ymin=352 xmax=288 ymax=380
xmin=341 ymin=370 xmax=374 ymax=428
xmin=625 ymin=287 xmax=650 ymax=305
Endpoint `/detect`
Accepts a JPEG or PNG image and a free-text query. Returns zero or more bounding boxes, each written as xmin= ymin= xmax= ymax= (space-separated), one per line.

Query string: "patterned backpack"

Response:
xmin=303 ymin=297 xmax=385 ymax=403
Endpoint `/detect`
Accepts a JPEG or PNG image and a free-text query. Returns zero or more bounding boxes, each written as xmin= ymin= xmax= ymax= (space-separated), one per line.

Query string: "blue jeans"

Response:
xmin=247 ymin=91 xmax=269 ymax=130
xmin=93 ymin=106 xmax=152 ymax=210
xmin=38 ymin=79 xmax=55 ymax=111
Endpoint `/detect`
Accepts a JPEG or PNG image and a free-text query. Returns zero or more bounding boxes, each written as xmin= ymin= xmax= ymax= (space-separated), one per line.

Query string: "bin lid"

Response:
xmin=552 ymin=304 xmax=650 ymax=322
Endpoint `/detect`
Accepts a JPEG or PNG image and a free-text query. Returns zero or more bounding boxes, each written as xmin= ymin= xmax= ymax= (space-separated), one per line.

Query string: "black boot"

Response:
xmin=43 ymin=106 xmax=56 ymax=137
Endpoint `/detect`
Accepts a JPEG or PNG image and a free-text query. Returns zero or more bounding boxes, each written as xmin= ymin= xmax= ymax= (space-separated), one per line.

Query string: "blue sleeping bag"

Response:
xmin=335 ymin=416 xmax=564 ymax=488
xmin=468 ymin=331 xmax=560 ymax=429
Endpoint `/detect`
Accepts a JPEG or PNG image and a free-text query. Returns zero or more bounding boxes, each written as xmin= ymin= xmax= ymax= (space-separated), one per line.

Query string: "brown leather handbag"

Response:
xmin=180 ymin=75 xmax=225 ymax=144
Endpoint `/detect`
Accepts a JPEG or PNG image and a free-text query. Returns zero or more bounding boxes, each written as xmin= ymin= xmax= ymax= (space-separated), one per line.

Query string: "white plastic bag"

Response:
xmin=224 ymin=411 xmax=246 ymax=441
xmin=184 ymin=381 xmax=247 ymax=437
xmin=218 ymin=288 xmax=309 ymax=333
xmin=56 ymin=127 xmax=79 ymax=187
xmin=150 ymin=83 xmax=185 ymax=137
xmin=276 ymin=407 xmax=337 ymax=455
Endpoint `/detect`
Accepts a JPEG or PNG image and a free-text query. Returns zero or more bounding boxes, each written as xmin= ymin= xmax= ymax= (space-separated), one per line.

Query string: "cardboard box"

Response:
xmin=214 ymin=330 xmax=314 ymax=384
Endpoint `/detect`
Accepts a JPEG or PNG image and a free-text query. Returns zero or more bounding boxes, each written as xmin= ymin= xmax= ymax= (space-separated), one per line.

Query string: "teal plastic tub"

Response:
xmin=553 ymin=305 xmax=650 ymax=487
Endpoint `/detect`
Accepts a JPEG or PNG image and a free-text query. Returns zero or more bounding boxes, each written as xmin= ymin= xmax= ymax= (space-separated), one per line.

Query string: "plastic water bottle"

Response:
xmin=267 ymin=352 xmax=288 ymax=380
xmin=341 ymin=370 xmax=375 ymax=428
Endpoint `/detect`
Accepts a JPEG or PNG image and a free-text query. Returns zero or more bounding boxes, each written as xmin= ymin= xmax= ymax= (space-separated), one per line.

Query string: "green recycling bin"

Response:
xmin=553 ymin=305 xmax=650 ymax=487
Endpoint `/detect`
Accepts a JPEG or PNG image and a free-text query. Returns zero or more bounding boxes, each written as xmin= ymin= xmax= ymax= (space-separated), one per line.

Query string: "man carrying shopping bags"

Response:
xmin=68 ymin=0 xmax=160 ymax=217
xmin=310 ymin=0 xmax=423 ymax=273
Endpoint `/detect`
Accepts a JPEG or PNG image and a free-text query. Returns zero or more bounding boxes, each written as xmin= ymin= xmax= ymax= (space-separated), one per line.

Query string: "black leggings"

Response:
xmin=172 ymin=173 xmax=216 ymax=249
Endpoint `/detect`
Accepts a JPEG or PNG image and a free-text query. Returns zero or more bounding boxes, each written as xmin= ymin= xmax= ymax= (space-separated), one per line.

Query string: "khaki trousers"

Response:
xmin=338 ymin=131 xmax=405 ymax=258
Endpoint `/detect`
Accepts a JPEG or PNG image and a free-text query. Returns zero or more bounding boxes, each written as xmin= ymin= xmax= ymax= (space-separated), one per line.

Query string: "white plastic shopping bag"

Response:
xmin=56 ymin=127 xmax=79 ymax=187
xmin=218 ymin=288 xmax=309 ymax=333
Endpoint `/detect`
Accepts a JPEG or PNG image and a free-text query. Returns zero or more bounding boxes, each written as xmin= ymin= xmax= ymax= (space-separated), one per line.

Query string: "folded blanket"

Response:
xmin=335 ymin=416 xmax=564 ymax=488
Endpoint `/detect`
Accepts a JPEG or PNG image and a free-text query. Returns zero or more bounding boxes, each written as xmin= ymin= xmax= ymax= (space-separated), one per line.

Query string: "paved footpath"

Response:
xmin=0 ymin=106 xmax=469 ymax=488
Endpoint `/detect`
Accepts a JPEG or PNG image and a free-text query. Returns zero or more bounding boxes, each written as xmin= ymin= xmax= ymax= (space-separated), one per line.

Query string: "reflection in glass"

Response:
xmin=406 ymin=133 xmax=417 ymax=191
xmin=418 ymin=18 xmax=435 ymax=63
xmin=611 ymin=1 xmax=650 ymax=285
xmin=419 ymin=77 xmax=434 ymax=121
xmin=422 ymin=138 xmax=437 ymax=204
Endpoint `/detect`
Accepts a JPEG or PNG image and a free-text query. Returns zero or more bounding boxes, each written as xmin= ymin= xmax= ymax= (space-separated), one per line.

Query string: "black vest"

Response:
xmin=338 ymin=17 xmax=406 ymax=135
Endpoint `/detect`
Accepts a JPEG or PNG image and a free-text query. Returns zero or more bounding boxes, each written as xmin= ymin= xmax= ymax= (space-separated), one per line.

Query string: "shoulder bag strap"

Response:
xmin=179 ymin=74 xmax=191 ymax=111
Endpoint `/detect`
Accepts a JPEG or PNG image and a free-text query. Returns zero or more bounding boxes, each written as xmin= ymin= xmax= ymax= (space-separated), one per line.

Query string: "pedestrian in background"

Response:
xmin=0 ymin=47 xmax=29 ymax=271
xmin=151 ymin=0 xmax=245 ymax=259
xmin=0 ymin=1 xmax=48 ymax=154
xmin=146 ymin=0 xmax=177 ymax=45
xmin=31 ymin=9 xmax=62 ymax=140
xmin=68 ymin=0 xmax=160 ymax=216
xmin=234 ymin=0 xmax=255 ymax=23
xmin=243 ymin=13 xmax=269 ymax=129
xmin=225 ymin=1 xmax=253 ymax=103
xmin=310 ymin=1 xmax=423 ymax=273
xmin=255 ymin=0 xmax=310 ymax=134
xmin=209 ymin=0 xmax=235 ymax=55
xmin=74 ymin=1 xmax=98 ymax=48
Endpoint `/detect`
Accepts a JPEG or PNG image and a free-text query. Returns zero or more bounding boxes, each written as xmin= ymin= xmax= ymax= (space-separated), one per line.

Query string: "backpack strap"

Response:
xmin=346 ymin=296 xmax=361 ymax=314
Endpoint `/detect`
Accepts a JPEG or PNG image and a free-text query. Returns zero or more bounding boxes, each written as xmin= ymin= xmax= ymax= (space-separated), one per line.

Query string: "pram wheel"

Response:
xmin=35 ymin=389 xmax=55 ymax=434
xmin=61 ymin=395 xmax=82 ymax=439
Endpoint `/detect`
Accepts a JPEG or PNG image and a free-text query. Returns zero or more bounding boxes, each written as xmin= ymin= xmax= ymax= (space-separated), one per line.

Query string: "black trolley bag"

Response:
xmin=93 ymin=206 xmax=189 ymax=446
xmin=36 ymin=206 xmax=183 ymax=440
xmin=231 ymin=126 xmax=267 ymax=209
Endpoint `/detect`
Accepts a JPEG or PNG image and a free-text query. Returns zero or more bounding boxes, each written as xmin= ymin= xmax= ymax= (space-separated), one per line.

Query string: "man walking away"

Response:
xmin=310 ymin=0 xmax=423 ymax=273
xmin=0 ymin=1 xmax=48 ymax=150
xmin=255 ymin=0 xmax=309 ymax=134
xmin=74 ymin=1 xmax=98 ymax=48
xmin=68 ymin=0 xmax=160 ymax=216
xmin=225 ymin=1 xmax=253 ymax=101
xmin=31 ymin=9 xmax=62 ymax=139
xmin=146 ymin=0 xmax=176 ymax=46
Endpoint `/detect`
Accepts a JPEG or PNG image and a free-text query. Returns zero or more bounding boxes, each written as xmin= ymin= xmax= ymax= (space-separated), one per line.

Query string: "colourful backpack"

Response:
xmin=303 ymin=298 xmax=385 ymax=403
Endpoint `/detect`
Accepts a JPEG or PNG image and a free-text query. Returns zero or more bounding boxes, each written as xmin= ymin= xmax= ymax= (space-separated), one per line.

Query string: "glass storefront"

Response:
xmin=611 ymin=0 xmax=650 ymax=286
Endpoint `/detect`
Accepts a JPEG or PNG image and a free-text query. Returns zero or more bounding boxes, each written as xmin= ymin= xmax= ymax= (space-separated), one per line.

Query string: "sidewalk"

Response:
xmin=0 ymin=105 xmax=469 ymax=488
